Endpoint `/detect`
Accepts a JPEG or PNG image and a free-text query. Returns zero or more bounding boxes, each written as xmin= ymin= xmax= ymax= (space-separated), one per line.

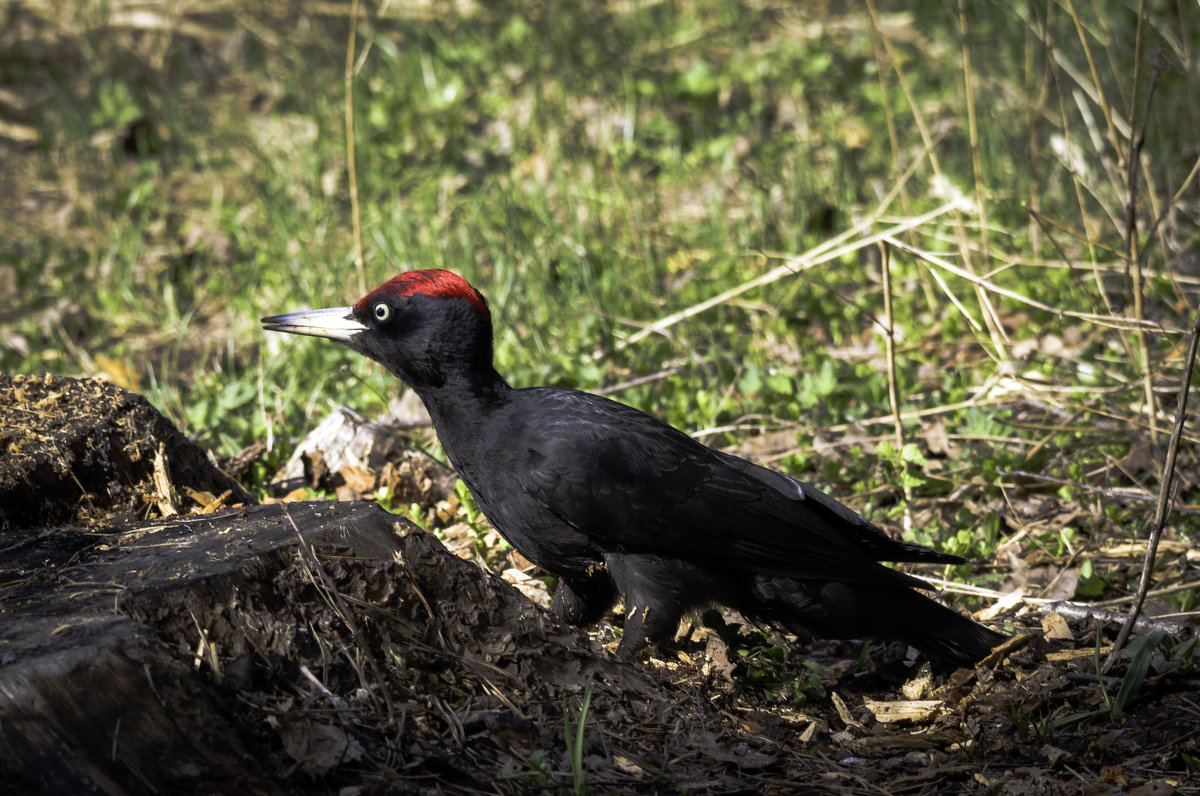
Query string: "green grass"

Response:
xmin=3 ymin=1 xmax=1199 ymax=571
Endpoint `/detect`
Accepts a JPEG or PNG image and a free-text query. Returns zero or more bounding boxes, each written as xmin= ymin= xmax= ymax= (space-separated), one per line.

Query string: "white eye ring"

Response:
xmin=373 ymin=302 xmax=391 ymax=322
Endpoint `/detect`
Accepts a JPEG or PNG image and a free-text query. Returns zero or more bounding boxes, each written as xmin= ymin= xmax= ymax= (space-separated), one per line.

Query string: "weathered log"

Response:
xmin=0 ymin=498 xmax=665 ymax=794
xmin=0 ymin=502 xmax=408 ymax=794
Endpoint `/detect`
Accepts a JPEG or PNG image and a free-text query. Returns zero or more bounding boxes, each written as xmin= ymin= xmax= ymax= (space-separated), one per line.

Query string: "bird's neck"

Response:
xmin=412 ymin=365 xmax=512 ymax=455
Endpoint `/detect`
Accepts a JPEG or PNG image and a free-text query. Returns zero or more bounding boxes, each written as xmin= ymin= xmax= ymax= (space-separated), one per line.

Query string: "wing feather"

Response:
xmin=517 ymin=390 xmax=941 ymax=589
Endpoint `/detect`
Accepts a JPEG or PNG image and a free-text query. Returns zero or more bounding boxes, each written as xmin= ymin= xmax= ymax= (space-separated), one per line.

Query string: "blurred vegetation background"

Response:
xmin=2 ymin=0 xmax=1198 ymax=576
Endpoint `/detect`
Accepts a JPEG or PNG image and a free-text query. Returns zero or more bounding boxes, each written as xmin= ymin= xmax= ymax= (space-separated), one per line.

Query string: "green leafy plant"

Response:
xmin=875 ymin=440 xmax=929 ymax=508
xmin=454 ymin=479 xmax=485 ymax=529
xmin=1112 ymin=630 xmax=1168 ymax=713
xmin=1075 ymin=559 xmax=1108 ymax=600
xmin=90 ymin=79 xmax=141 ymax=131
xmin=499 ymin=749 xmax=554 ymax=789
xmin=737 ymin=642 xmax=826 ymax=707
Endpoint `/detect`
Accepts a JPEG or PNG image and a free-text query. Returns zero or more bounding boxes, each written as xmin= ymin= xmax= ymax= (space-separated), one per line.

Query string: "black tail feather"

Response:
xmin=745 ymin=577 xmax=1004 ymax=666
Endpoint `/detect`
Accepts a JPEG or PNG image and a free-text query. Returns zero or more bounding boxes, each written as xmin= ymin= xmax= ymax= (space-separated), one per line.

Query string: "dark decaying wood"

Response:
xmin=1 ymin=497 xmax=671 ymax=795
xmin=0 ymin=374 xmax=251 ymax=529
xmin=0 ymin=502 xmax=410 ymax=794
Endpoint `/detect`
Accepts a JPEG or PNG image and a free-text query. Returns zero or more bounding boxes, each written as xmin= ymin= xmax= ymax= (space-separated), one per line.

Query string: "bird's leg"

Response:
xmin=616 ymin=600 xmax=684 ymax=660
xmin=551 ymin=572 xmax=616 ymax=627
xmin=606 ymin=554 xmax=688 ymax=661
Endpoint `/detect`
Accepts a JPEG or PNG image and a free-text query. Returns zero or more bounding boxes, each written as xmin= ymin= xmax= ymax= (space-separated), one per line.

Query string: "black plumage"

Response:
xmin=263 ymin=269 xmax=1003 ymax=665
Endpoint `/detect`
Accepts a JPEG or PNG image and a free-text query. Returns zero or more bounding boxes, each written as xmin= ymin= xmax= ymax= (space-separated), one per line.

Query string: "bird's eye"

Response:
xmin=373 ymin=302 xmax=391 ymax=322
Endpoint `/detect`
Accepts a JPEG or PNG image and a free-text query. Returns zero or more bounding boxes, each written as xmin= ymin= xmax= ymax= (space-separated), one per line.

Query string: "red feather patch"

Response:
xmin=356 ymin=270 xmax=489 ymax=316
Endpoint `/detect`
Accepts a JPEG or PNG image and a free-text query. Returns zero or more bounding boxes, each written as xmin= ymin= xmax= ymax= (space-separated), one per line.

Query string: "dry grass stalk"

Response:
xmin=344 ymin=0 xmax=367 ymax=296
xmin=881 ymin=235 xmax=1175 ymax=334
xmin=617 ymin=196 xmax=955 ymax=353
xmin=280 ymin=504 xmax=395 ymax=721
xmin=867 ymin=0 xmax=1011 ymax=363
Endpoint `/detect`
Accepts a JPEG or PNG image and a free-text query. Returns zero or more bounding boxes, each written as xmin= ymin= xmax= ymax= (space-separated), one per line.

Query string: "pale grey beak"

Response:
xmin=261 ymin=306 xmax=366 ymax=342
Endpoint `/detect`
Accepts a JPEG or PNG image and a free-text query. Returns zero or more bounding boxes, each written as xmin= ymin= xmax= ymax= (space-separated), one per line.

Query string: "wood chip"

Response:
xmin=831 ymin=692 xmax=864 ymax=729
xmin=902 ymin=668 xmax=932 ymax=700
xmin=1040 ymin=611 xmax=1074 ymax=641
xmin=862 ymin=698 xmax=941 ymax=724
xmin=854 ymin=734 xmax=948 ymax=752
xmin=152 ymin=442 xmax=178 ymax=517
xmin=1047 ymin=646 xmax=1111 ymax=662
xmin=186 ymin=487 xmax=233 ymax=515
xmin=977 ymin=587 xmax=1025 ymax=621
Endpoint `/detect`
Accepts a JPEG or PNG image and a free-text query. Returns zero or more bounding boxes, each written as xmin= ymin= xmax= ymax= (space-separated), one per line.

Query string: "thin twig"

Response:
xmin=959 ymin=0 xmax=997 ymax=351
xmin=919 ymin=579 xmax=1200 ymax=639
xmin=1138 ymin=155 xmax=1200 ymax=273
xmin=1104 ymin=306 xmax=1200 ymax=671
xmin=924 ymin=574 xmax=1200 ymax=616
xmin=997 ymin=469 xmax=1189 ymax=509
xmin=879 ymin=242 xmax=912 ymax=531
xmin=596 ymin=367 xmax=681 ymax=396
xmin=880 ymin=243 xmax=903 ymax=450
xmin=1063 ymin=0 xmax=1121 ymax=153
xmin=1125 ymin=15 xmax=1160 ymax=439
xmin=300 ymin=664 xmax=348 ymax=710
xmin=1048 ymin=602 xmax=1194 ymax=638
xmin=596 ymin=57 xmax=948 ymax=362
xmin=1026 ymin=207 xmax=1126 ymax=259
xmin=822 ymin=392 xmax=1009 ymax=433
xmin=916 ymin=576 xmax=1020 ymax=600
xmin=1092 ymin=579 xmax=1200 ymax=608
xmin=1030 ymin=1 xmax=1115 ymax=320
xmin=608 ymin=200 xmax=956 ymax=354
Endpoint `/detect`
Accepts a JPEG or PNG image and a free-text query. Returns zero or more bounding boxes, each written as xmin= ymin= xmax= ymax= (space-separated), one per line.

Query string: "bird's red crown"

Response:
xmin=356 ymin=270 xmax=489 ymax=317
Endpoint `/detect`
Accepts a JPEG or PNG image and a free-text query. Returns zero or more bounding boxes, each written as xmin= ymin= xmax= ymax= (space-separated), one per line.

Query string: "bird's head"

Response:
xmin=262 ymin=269 xmax=495 ymax=390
